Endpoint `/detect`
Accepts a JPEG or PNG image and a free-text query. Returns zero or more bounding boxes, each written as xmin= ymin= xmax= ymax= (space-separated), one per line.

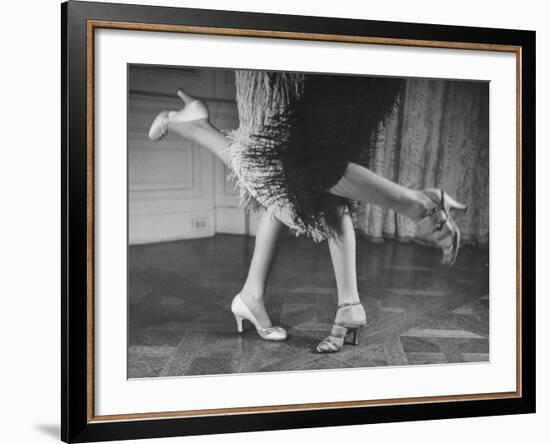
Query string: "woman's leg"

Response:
xmin=328 ymin=210 xmax=360 ymax=306
xmin=316 ymin=210 xmax=367 ymax=353
xmin=329 ymin=162 xmax=433 ymax=221
xmin=238 ymin=207 xmax=285 ymax=328
xmin=168 ymin=120 xmax=232 ymax=166
xmin=329 ymin=162 xmax=466 ymax=265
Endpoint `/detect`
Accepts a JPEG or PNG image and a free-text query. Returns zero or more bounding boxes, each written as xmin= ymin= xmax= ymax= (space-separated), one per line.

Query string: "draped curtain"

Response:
xmin=355 ymin=79 xmax=489 ymax=247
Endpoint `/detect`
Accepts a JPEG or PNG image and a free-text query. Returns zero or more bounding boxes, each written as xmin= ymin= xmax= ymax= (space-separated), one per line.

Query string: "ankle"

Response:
xmin=335 ymin=303 xmax=366 ymax=324
xmin=239 ymin=288 xmax=265 ymax=303
xmin=337 ymin=293 xmax=361 ymax=306
xmin=405 ymin=190 xmax=433 ymax=221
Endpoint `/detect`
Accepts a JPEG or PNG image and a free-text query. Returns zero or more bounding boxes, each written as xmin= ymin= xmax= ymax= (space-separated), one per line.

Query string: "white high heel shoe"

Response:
xmin=147 ymin=89 xmax=209 ymax=141
xmin=230 ymin=294 xmax=287 ymax=341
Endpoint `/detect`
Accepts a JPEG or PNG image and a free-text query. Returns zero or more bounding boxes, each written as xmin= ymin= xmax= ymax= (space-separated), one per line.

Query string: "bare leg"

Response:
xmin=316 ymin=210 xmax=367 ymax=353
xmin=329 ymin=162 xmax=433 ymax=221
xmin=238 ymin=208 xmax=284 ymax=328
xmin=328 ymin=210 xmax=360 ymax=306
xmin=168 ymin=120 xmax=232 ymax=166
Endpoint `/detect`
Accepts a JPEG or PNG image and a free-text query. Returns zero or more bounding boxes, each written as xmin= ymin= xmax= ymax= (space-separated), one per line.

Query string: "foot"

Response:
xmin=405 ymin=190 xmax=439 ymax=221
xmin=147 ymin=89 xmax=209 ymax=141
xmin=231 ymin=293 xmax=287 ymax=341
xmin=416 ymin=189 xmax=468 ymax=266
xmin=237 ymin=291 xmax=273 ymax=329
xmin=315 ymin=302 xmax=367 ymax=353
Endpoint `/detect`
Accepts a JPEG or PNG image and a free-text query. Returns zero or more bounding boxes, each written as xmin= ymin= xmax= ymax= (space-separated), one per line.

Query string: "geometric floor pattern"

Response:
xmin=128 ymin=234 xmax=489 ymax=378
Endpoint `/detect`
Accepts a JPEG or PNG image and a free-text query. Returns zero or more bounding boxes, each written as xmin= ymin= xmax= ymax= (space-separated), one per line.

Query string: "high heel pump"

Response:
xmin=148 ymin=89 xmax=209 ymax=141
xmin=231 ymin=294 xmax=287 ymax=341
xmin=315 ymin=302 xmax=367 ymax=353
xmin=417 ymin=188 xmax=468 ymax=266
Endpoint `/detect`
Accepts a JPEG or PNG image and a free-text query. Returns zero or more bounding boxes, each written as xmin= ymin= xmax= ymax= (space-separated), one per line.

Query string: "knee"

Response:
xmin=332 ymin=209 xmax=354 ymax=238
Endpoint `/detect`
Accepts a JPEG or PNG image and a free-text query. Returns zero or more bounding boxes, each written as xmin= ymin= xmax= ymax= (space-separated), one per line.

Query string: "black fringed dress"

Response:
xmin=226 ymin=70 xmax=403 ymax=241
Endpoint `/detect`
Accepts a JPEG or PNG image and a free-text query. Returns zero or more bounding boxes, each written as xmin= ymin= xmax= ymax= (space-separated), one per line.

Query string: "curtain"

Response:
xmin=355 ymin=79 xmax=489 ymax=247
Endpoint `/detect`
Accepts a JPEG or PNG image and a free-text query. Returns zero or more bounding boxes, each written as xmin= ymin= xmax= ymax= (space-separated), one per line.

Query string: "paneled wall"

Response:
xmin=128 ymin=66 xmax=259 ymax=245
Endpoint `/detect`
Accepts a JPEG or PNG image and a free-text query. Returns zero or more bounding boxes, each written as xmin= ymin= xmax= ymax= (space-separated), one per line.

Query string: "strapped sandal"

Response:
xmin=315 ymin=302 xmax=367 ymax=353
xmin=417 ymin=189 xmax=468 ymax=266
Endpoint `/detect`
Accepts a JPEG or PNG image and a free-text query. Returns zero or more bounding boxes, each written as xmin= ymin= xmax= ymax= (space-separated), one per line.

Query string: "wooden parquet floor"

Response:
xmin=128 ymin=234 xmax=489 ymax=378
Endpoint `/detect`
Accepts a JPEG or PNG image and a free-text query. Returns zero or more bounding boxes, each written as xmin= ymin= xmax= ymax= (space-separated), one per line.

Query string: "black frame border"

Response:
xmin=62 ymin=1 xmax=536 ymax=442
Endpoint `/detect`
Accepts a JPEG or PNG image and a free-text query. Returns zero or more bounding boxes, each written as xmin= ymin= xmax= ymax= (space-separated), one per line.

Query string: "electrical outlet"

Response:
xmin=192 ymin=217 xmax=208 ymax=232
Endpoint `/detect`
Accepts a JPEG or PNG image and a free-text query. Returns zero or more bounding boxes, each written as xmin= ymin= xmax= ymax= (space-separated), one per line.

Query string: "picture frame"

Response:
xmin=61 ymin=1 xmax=536 ymax=442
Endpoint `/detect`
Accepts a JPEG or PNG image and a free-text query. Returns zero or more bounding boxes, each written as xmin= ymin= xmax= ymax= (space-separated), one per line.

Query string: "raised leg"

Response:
xmin=169 ymin=119 xmax=232 ymax=166
xmin=329 ymin=162 xmax=433 ymax=221
xmin=329 ymin=162 xmax=467 ymax=265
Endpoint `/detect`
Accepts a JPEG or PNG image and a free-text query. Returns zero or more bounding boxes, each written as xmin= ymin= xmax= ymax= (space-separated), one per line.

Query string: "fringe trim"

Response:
xmin=224 ymin=130 xmax=331 ymax=242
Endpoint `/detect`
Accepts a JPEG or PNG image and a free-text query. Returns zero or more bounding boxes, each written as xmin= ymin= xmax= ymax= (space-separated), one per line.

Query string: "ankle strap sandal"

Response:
xmin=417 ymin=189 xmax=467 ymax=266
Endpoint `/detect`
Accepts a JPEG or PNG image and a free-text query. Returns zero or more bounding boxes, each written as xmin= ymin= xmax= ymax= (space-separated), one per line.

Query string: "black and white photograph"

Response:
xmin=127 ymin=65 xmax=489 ymax=378
xmin=1 ymin=0 xmax=544 ymax=441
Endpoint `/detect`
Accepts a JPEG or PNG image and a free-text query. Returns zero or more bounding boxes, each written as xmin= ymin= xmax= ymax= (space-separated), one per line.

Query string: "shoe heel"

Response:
xmin=234 ymin=315 xmax=244 ymax=333
xmin=445 ymin=193 xmax=468 ymax=213
xmin=176 ymin=88 xmax=195 ymax=104
xmin=349 ymin=327 xmax=361 ymax=346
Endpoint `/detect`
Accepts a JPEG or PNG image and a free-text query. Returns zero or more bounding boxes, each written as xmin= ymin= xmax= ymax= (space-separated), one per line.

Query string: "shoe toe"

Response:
xmin=264 ymin=326 xmax=287 ymax=341
xmin=148 ymin=111 xmax=169 ymax=141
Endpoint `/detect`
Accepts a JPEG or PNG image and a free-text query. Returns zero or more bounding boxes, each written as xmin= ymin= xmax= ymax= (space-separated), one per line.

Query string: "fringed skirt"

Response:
xmin=226 ymin=70 xmax=403 ymax=241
